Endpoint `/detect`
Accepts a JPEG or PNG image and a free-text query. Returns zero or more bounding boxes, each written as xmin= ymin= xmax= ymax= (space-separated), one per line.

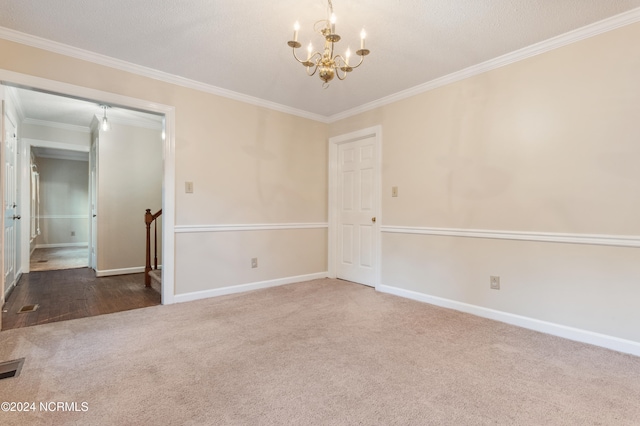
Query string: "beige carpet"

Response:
xmin=29 ymin=247 xmax=89 ymax=272
xmin=1 ymin=278 xmax=639 ymax=425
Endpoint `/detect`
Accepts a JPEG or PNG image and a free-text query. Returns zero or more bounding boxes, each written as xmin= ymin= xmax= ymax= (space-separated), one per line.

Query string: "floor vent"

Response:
xmin=37 ymin=260 xmax=49 ymax=263
xmin=0 ymin=358 xmax=25 ymax=380
xmin=18 ymin=304 xmax=39 ymax=314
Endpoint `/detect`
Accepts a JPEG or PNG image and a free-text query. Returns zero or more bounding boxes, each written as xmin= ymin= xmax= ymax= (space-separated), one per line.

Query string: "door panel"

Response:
xmin=336 ymin=135 xmax=378 ymax=286
xmin=3 ymin=110 xmax=17 ymax=291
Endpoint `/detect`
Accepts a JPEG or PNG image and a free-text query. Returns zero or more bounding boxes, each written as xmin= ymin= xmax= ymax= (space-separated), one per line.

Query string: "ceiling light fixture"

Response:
xmin=287 ymin=0 xmax=370 ymax=87
xmin=100 ymin=105 xmax=111 ymax=131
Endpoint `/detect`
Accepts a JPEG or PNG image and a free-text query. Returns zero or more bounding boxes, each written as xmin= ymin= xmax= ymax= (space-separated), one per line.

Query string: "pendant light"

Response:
xmin=100 ymin=105 xmax=111 ymax=131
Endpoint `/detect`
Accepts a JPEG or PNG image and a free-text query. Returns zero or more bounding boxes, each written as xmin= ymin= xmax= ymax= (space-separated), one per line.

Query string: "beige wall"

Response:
xmin=177 ymin=229 xmax=327 ymax=294
xmin=97 ymin=122 xmax=162 ymax=271
xmin=330 ymin=22 xmax=640 ymax=342
xmin=34 ymin=157 xmax=89 ymax=246
xmin=3 ymin=19 xmax=637 ymax=345
xmin=0 ymin=36 xmax=329 ymax=291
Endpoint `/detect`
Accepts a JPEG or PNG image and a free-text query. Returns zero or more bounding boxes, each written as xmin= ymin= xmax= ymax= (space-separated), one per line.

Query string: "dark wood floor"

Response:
xmin=2 ymin=268 xmax=161 ymax=330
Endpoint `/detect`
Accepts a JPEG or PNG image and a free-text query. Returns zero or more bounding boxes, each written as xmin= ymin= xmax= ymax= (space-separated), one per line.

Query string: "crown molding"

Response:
xmin=0 ymin=26 xmax=329 ymax=124
xmin=5 ymin=86 xmax=25 ymax=121
xmin=2 ymin=6 xmax=639 ymax=125
xmin=22 ymin=117 xmax=90 ymax=133
xmin=23 ymin=137 xmax=89 ymax=152
xmin=328 ymin=7 xmax=640 ymax=123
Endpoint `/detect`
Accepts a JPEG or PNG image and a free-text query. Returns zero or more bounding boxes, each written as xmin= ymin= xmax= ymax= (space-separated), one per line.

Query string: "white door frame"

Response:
xmin=328 ymin=125 xmax=382 ymax=288
xmin=0 ymin=69 xmax=177 ymax=305
xmin=89 ymin=135 xmax=98 ymax=270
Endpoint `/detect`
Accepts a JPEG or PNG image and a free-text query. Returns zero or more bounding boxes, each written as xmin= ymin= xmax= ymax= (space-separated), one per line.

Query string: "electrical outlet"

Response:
xmin=490 ymin=276 xmax=500 ymax=290
xmin=251 ymin=258 xmax=258 ymax=268
xmin=392 ymin=186 xmax=398 ymax=197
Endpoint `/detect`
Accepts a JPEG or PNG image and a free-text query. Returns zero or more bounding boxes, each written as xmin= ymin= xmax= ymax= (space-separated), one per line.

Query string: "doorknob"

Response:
xmin=93 ymin=214 xmax=97 ymax=218
xmin=12 ymin=215 xmax=21 ymax=220
xmin=371 ymin=217 xmax=376 ymax=223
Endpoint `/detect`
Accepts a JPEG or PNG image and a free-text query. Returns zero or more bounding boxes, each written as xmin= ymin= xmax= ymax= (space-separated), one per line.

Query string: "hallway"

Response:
xmin=30 ymin=246 xmax=89 ymax=272
xmin=2 ymin=268 xmax=160 ymax=330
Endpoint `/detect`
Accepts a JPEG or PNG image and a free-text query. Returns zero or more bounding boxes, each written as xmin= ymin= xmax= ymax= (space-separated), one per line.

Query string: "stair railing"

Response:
xmin=145 ymin=208 xmax=162 ymax=287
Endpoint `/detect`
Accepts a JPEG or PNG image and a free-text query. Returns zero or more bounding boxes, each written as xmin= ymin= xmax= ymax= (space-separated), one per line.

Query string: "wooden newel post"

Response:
xmin=145 ymin=208 xmax=152 ymax=287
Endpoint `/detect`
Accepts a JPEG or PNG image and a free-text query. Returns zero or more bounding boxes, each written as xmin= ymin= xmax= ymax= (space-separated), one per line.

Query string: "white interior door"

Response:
xmin=89 ymin=136 xmax=98 ymax=270
xmin=3 ymin=108 xmax=18 ymax=293
xmin=336 ymin=135 xmax=378 ymax=286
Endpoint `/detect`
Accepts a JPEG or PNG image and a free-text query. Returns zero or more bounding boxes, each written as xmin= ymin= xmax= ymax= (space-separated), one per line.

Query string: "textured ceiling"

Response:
xmin=1 ymin=0 xmax=640 ymax=118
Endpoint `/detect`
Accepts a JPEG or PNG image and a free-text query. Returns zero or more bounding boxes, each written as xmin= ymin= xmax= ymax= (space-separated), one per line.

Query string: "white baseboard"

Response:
xmin=173 ymin=272 xmax=329 ymax=304
xmin=3 ymin=272 xmax=21 ymax=300
xmin=96 ymin=266 xmax=145 ymax=277
xmin=35 ymin=243 xmax=88 ymax=249
xmin=377 ymin=284 xmax=640 ymax=357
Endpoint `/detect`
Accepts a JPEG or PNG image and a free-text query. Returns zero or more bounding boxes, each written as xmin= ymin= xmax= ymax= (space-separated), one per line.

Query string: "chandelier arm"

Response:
xmin=314 ymin=19 xmax=330 ymax=34
xmin=291 ymin=48 xmax=308 ymax=64
xmin=335 ymin=66 xmax=347 ymax=80
xmin=348 ymin=54 xmax=366 ymax=69
xmin=306 ymin=63 xmax=319 ymax=77
xmin=292 ymin=49 xmax=323 ymax=68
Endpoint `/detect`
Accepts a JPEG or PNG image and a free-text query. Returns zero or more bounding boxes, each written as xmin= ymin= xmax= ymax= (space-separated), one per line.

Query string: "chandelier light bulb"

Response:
xmin=307 ymin=42 xmax=313 ymax=60
xmin=293 ymin=21 xmax=300 ymax=42
xmin=345 ymin=48 xmax=351 ymax=65
xmin=330 ymin=13 xmax=336 ymax=33
xmin=360 ymin=29 xmax=366 ymax=49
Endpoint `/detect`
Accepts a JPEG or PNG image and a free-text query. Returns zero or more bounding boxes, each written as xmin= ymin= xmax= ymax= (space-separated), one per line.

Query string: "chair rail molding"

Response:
xmin=381 ymin=225 xmax=640 ymax=248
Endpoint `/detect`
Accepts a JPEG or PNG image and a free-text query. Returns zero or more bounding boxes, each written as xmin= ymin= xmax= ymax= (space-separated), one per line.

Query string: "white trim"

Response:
xmin=1 ymin=69 xmax=176 ymax=306
xmin=0 ymin=26 xmax=328 ymax=124
xmin=173 ymin=272 xmax=328 ymax=304
xmin=328 ymin=126 xmax=382 ymax=287
xmin=35 ymin=242 xmax=88 ymax=249
xmin=96 ymin=266 xmax=145 ymax=277
xmin=161 ymin=108 xmax=176 ymax=305
xmin=174 ymin=222 xmax=328 ymax=233
xmin=38 ymin=214 xmax=89 ymax=219
xmin=327 ymin=7 xmax=640 ymax=122
xmin=381 ymin=225 xmax=640 ymax=248
xmin=23 ymin=117 xmax=90 ymax=133
xmin=2 ymin=9 xmax=639 ymax=124
xmin=23 ymin=137 xmax=89 ymax=152
xmin=94 ymin=114 xmax=162 ymax=131
xmin=377 ymin=284 xmax=640 ymax=357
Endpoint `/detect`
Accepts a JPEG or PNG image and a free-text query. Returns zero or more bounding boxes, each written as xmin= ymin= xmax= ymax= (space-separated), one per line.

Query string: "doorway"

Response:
xmin=29 ymin=143 xmax=90 ymax=273
xmin=328 ymin=126 xmax=382 ymax=288
xmin=0 ymin=71 xmax=176 ymax=331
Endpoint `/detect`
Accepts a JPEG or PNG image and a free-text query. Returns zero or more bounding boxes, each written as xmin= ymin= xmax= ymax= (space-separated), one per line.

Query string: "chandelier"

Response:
xmin=287 ymin=0 xmax=370 ymax=87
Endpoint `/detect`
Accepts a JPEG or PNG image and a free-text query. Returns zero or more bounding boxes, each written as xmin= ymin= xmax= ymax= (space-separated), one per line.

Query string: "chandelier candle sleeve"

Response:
xmin=286 ymin=0 xmax=371 ymax=85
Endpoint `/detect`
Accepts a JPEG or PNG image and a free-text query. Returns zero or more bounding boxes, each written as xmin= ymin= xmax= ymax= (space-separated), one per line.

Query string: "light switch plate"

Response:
xmin=185 ymin=181 xmax=194 ymax=193
xmin=392 ymin=186 xmax=398 ymax=197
